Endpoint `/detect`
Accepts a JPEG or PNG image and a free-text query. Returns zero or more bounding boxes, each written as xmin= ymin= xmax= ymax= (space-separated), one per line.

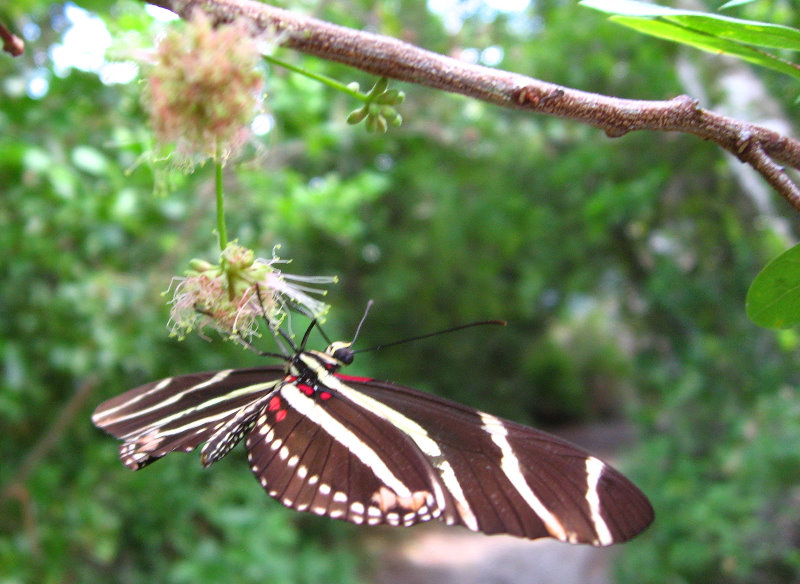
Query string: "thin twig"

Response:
xmin=0 ymin=375 xmax=99 ymax=562
xmin=1 ymin=375 xmax=99 ymax=501
xmin=145 ymin=0 xmax=800 ymax=213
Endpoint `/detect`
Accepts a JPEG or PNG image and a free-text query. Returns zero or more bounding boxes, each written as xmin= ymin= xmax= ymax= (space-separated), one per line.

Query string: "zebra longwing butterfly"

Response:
xmin=92 ymin=322 xmax=653 ymax=546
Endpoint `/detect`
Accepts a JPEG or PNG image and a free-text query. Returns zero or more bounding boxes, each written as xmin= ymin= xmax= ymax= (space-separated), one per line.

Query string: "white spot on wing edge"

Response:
xmin=586 ymin=456 xmax=614 ymax=546
xmin=479 ymin=412 xmax=568 ymax=542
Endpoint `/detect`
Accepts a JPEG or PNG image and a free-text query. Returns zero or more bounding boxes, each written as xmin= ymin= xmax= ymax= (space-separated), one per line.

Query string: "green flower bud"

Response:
xmin=380 ymin=106 xmax=399 ymax=122
xmin=376 ymin=89 xmax=404 ymax=105
xmin=370 ymin=77 xmax=389 ymax=96
xmin=189 ymin=259 xmax=215 ymax=272
xmin=346 ymin=108 xmax=368 ymax=125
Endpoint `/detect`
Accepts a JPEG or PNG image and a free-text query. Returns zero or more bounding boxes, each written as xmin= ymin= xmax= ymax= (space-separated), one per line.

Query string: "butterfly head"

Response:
xmin=326 ymin=341 xmax=355 ymax=365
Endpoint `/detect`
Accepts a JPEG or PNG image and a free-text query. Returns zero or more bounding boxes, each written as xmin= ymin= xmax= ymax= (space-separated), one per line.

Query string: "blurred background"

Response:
xmin=2 ymin=0 xmax=800 ymax=582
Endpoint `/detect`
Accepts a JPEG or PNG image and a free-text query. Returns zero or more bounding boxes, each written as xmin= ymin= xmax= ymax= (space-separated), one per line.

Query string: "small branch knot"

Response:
xmin=736 ymin=130 xmax=754 ymax=155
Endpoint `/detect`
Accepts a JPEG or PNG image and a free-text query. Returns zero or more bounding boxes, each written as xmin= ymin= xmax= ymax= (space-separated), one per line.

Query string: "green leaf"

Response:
xmin=719 ymin=0 xmax=757 ymax=9
xmin=667 ymin=15 xmax=800 ymax=50
xmin=581 ymin=0 xmax=690 ymax=18
xmin=581 ymin=0 xmax=800 ymax=79
xmin=609 ymin=16 xmax=800 ymax=80
xmin=746 ymin=243 xmax=800 ymax=328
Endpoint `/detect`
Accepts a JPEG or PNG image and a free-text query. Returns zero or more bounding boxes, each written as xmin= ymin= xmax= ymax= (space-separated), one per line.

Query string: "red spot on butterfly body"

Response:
xmin=320 ymin=392 xmax=332 ymax=400
xmin=275 ymin=410 xmax=287 ymax=422
xmin=268 ymin=396 xmax=282 ymax=411
xmin=298 ymin=384 xmax=313 ymax=396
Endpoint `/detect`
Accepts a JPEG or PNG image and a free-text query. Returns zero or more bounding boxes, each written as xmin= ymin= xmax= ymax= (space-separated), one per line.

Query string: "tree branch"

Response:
xmin=146 ymin=0 xmax=800 ymax=213
xmin=0 ymin=20 xmax=25 ymax=57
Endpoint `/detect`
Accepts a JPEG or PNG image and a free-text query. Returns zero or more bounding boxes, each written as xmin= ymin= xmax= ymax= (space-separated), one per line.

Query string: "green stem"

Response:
xmin=263 ymin=53 xmax=367 ymax=101
xmin=215 ymin=143 xmax=227 ymax=251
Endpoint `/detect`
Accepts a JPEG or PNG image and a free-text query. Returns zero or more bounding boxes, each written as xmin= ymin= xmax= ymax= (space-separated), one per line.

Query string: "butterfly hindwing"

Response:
xmin=244 ymin=380 xmax=449 ymax=527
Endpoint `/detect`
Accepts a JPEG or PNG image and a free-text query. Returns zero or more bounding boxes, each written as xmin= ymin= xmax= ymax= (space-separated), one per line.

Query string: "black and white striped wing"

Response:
xmin=336 ymin=375 xmax=654 ymax=544
xmin=244 ymin=371 xmax=653 ymax=545
xmin=91 ymin=367 xmax=285 ymax=470
xmin=245 ymin=377 xmax=451 ymax=528
xmin=94 ymin=364 xmax=653 ymax=545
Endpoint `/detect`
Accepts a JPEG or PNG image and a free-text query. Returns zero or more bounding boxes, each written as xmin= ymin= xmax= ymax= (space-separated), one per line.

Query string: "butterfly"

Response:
xmin=92 ymin=318 xmax=653 ymax=546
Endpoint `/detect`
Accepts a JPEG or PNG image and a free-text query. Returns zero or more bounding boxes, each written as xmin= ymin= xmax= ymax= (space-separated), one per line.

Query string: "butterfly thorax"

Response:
xmin=287 ymin=344 xmax=350 ymax=396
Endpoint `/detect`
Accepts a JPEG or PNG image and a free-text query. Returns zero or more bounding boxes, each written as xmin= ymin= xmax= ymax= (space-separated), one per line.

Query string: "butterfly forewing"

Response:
xmin=92 ymin=367 xmax=285 ymax=469
xmin=333 ymin=374 xmax=654 ymax=545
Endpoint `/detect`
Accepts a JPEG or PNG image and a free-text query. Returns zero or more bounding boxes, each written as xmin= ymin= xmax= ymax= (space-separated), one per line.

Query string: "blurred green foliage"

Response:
xmin=2 ymin=1 xmax=800 ymax=583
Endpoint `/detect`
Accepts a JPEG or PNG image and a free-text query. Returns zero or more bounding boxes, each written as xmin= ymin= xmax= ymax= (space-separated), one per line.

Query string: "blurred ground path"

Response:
xmin=366 ymin=422 xmax=639 ymax=584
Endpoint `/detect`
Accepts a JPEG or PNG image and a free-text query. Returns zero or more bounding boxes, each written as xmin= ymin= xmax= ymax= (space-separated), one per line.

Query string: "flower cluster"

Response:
xmin=346 ymin=77 xmax=405 ymax=133
xmin=146 ymin=12 xmax=264 ymax=161
xmin=167 ymin=243 xmax=336 ymax=342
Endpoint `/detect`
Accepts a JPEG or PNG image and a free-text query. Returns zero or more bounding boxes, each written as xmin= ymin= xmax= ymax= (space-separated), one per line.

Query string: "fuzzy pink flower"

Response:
xmin=146 ymin=11 xmax=264 ymax=161
xmin=167 ymin=243 xmax=336 ymax=341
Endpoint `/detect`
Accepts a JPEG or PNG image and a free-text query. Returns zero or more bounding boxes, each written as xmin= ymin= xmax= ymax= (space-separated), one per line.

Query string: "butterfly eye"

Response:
xmin=333 ymin=346 xmax=354 ymax=365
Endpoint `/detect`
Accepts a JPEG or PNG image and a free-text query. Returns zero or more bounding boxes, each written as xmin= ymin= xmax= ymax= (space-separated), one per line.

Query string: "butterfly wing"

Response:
xmin=329 ymin=374 xmax=654 ymax=545
xmin=92 ymin=367 xmax=285 ymax=469
xmin=244 ymin=378 xmax=454 ymax=527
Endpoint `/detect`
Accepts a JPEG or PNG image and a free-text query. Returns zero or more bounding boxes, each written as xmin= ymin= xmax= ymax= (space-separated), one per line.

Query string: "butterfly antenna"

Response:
xmin=352 ymin=319 xmax=506 ymax=355
xmin=351 ymin=300 xmax=374 ymax=345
